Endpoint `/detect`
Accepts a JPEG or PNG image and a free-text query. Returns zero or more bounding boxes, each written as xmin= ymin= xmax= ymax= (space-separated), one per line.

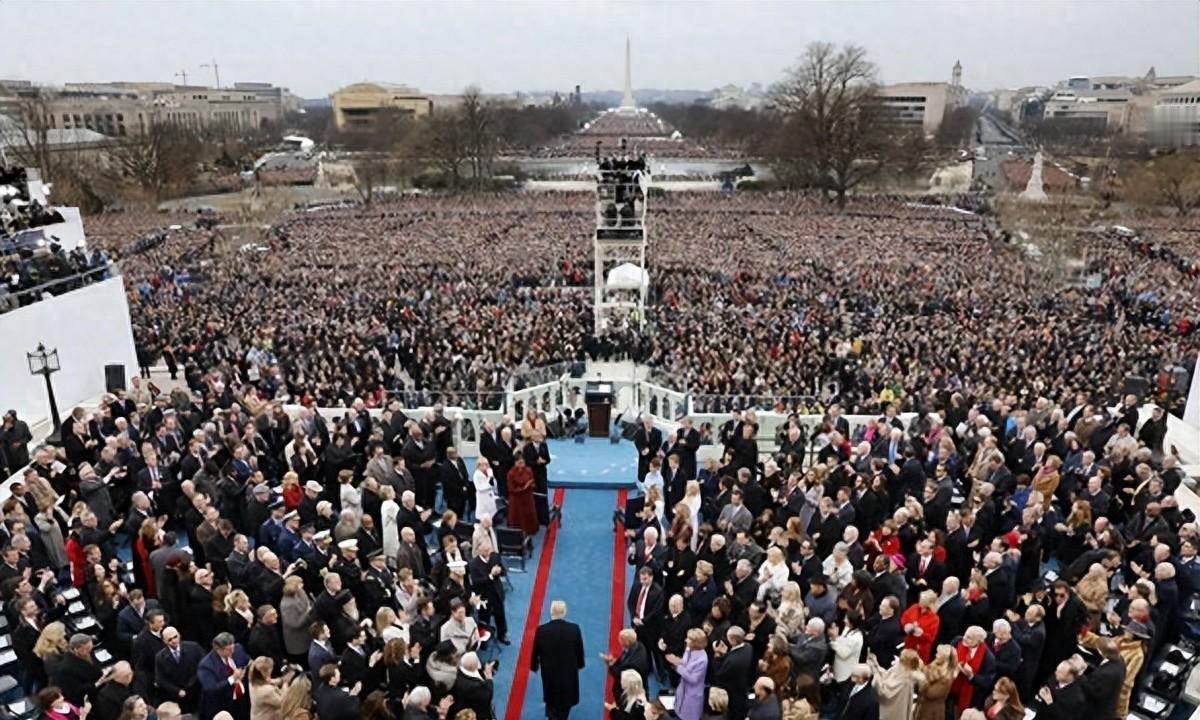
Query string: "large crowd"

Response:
xmin=0 ymin=188 xmax=1198 ymax=720
xmin=96 ymin=192 xmax=1200 ymax=418
xmin=596 ymin=385 xmax=1192 ymax=720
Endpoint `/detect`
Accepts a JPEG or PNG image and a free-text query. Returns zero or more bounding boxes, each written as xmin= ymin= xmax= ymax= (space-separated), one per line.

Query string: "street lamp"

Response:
xmin=27 ymin=343 xmax=62 ymax=445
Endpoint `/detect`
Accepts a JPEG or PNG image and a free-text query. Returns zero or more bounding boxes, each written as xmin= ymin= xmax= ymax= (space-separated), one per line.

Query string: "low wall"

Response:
xmin=0 ymin=276 xmax=137 ymax=425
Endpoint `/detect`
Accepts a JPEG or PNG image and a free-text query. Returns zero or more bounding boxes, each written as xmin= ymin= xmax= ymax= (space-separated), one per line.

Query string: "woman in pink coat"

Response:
xmin=666 ymin=627 xmax=709 ymax=720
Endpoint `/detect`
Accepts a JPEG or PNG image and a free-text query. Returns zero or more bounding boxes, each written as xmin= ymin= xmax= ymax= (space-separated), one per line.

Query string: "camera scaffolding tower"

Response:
xmin=592 ymin=139 xmax=650 ymax=336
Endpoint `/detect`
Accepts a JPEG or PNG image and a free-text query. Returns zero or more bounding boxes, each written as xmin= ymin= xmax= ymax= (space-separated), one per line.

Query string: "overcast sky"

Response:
xmin=4 ymin=0 xmax=1198 ymax=98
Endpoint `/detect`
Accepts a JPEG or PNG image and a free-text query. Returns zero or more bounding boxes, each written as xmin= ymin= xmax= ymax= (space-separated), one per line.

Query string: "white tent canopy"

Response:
xmin=605 ymin=262 xmax=648 ymax=291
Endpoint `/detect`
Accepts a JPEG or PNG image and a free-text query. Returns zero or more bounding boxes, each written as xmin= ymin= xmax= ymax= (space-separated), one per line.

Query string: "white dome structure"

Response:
xmin=605 ymin=262 xmax=648 ymax=291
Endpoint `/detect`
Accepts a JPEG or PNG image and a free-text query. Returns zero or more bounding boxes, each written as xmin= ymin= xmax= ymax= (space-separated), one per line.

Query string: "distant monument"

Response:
xmin=1021 ymin=151 xmax=1048 ymax=202
xmin=620 ymin=37 xmax=636 ymax=111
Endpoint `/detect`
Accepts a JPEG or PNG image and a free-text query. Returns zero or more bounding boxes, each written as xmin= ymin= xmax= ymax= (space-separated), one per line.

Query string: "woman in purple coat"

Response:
xmin=667 ymin=627 xmax=710 ymax=720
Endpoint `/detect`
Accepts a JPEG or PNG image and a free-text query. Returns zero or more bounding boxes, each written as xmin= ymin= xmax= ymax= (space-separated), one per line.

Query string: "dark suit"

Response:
xmin=131 ymin=628 xmax=166 ymax=681
xmin=91 ymin=680 xmax=135 ymax=720
xmin=609 ymin=642 xmax=650 ymax=689
xmin=313 ymin=680 xmax=361 ymax=720
xmin=935 ymin=595 xmax=967 ymax=647
xmin=841 ymin=684 xmax=880 ymax=720
xmin=714 ymin=644 xmax=754 ymax=720
xmin=985 ymin=567 xmax=1015 ymax=613
xmin=866 ymin=615 xmax=904 ymax=668
xmin=1079 ymin=658 xmax=1125 ymax=720
xmin=633 ymin=426 xmax=663 ymax=481
xmin=1012 ymin=620 xmax=1046 ymax=701
xmin=906 ymin=556 xmax=945 ymax=604
xmin=1042 ymin=680 xmax=1086 ymax=720
xmin=115 ymin=600 xmax=162 ymax=651
xmin=749 ymin=695 xmax=783 ymax=720
xmin=450 ymin=671 xmax=495 ymax=720
xmin=338 ymin=645 xmax=370 ymax=690
xmin=627 ymin=581 xmax=665 ymax=677
xmin=51 ymin=653 xmax=103 ymax=706
xmin=308 ymin=640 xmax=338 ymax=676
xmin=155 ymin=641 xmax=204 ymax=711
xmin=531 ymin=618 xmax=585 ymax=720
xmin=12 ymin=618 xmax=43 ymax=690
xmin=522 ymin=440 xmax=552 ymax=525
xmin=991 ymin=637 xmax=1021 ymax=682
xmin=196 ymin=645 xmax=250 ymax=720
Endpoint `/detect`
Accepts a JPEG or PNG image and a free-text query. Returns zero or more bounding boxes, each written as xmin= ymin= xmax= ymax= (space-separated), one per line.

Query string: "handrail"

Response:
xmin=0 ymin=262 xmax=119 ymax=313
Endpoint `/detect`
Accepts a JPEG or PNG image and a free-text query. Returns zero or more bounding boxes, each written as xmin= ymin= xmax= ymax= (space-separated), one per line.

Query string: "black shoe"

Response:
xmin=498 ymin=636 xmax=511 ymax=645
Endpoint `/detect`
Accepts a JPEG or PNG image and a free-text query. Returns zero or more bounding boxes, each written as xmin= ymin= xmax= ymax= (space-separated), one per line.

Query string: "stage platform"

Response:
xmin=545 ymin=437 xmax=637 ymax=489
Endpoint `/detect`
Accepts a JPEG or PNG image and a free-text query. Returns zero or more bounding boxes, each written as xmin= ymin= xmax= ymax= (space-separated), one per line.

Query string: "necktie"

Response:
xmin=637 ymin=586 xmax=648 ymax=619
xmin=227 ymin=657 xmax=243 ymax=698
xmin=173 ymin=649 xmax=180 ymax=662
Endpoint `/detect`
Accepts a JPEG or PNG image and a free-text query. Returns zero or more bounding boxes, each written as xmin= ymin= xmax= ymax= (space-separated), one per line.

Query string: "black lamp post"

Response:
xmin=27 ymin=343 xmax=63 ymax=445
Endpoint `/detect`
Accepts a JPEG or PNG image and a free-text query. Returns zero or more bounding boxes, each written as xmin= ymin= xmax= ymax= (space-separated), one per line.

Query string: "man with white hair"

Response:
xmin=990 ymin=618 xmax=1021 ymax=683
xmin=452 ymin=652 xmax=496 ymax=719
xmin=402 ymin=685 xmax=454 ymax=719
xmin=841 ymin=663 xmax=878 ymax=720
xmin=983 ymin=550 xmax=1015 ymax=609
xmin=531 ymin=600 xmax=585 ymax=720
xmin=950 ymin=625 xmax=996 ymax=713
xmin=822 ymin=542 xmax=854 ymax=591
xmin=788 ymin=618 xmax=828 ymax=680
xmin=473 ymin=512 xmax=499 ymax=553
xmin=629 ymin=525 xmax=666 ymax=585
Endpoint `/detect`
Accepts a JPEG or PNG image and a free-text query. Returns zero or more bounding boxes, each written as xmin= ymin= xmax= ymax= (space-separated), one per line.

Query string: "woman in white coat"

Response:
xmin=473 ymin=457 xmax=498 ymax=521
xmin=380 ymin=485 xmax=400 ymax=562
xmin=829 ymin=610 xmax=866 ymax=684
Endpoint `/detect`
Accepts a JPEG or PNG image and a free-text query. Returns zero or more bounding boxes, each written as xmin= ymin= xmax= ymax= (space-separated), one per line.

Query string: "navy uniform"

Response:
xmin=362 ymin=549 xmax=396 ymax=619
xmin=331 ymin=540 xmax=364 ymax=598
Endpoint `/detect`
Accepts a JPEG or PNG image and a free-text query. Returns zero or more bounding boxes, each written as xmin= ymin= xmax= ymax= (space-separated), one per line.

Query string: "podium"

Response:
xmin=585 ymin=381 xmax=614 ymax=437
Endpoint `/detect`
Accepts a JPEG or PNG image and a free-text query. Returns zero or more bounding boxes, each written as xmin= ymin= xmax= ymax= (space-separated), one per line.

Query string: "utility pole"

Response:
xmin=201 ymin=60 xmax=220 ymax=89
xmin=175 ymin=69 xmax=188 ymax=86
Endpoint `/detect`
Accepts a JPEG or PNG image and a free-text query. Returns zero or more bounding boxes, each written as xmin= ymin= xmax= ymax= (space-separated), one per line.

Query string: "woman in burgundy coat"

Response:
xmin=506 ymin=456 xmax=539 ymax=536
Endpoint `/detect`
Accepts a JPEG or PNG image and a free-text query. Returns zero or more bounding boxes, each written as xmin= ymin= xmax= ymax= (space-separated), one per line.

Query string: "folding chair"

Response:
xmin=496 ymin=527 xmax=533 ymax=573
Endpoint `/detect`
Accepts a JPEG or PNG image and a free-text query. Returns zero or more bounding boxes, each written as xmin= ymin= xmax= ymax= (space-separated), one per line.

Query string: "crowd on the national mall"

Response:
xmin=0 ymin=189 xmax=1197 ymax=720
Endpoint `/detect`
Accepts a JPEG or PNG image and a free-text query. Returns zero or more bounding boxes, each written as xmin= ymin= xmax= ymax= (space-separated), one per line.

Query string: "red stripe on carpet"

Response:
xmin=503 ymin=487 xmax=567 ymax=720
xmin=604 ymin=489 xmax=629 ymax=719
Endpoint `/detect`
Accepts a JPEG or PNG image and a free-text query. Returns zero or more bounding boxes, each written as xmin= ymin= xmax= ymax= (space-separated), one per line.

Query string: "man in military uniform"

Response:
xmin=331 ymin=539 xmax=364 ymax=598
xmin=362 ymin=548 xmax=396 ymax=620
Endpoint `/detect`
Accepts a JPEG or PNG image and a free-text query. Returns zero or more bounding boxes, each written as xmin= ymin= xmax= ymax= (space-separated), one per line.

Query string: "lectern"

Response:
xmin=585 ymin=381 xmax=614 ymax=437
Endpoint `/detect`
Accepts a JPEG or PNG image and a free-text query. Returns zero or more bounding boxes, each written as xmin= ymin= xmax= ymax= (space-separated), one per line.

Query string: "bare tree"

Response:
xmin=351 ymin=153 xmax=406 ymax=205
xmin=423 ymin=110 xmax=466 ymax=189
xmin=108 ymin=119 xmax=202 ymax=202
xmin=1145 ymin=153 xmax=1200 ymax=215
xmin=770 ymin=42 xmax=886 ymax=206
xmin=3 ymin=91 xmax=121 ymax=211
xmin=459 ymin=86 xmax=496 ymax=188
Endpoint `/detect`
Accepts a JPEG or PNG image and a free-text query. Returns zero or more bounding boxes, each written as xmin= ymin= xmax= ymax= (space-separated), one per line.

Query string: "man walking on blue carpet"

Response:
xmin=531 ymin=599 xmax=586 ymax=720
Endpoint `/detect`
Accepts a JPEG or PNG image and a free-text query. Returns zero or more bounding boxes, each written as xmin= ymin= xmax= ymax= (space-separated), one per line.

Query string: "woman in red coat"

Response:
xmin=900 ymin=589 xmax=941 ymax=662
xmin=506 ymin=456 xmax=539 ymax=536
xmin=133 ymin=518 xmax=160 ymax=598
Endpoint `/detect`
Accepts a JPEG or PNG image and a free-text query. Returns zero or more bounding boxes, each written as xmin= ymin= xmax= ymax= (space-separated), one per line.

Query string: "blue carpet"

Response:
xmin=519 ymin=488 xmax=622 ymax=719
xmin=547 ymin=438 xmax=637 ymax=489
xmin=488 ymin=525 xmax=542 ymax=712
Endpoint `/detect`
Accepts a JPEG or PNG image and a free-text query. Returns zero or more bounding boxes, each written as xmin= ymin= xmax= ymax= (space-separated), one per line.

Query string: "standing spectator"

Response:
xmin=531 ymin=600 xmax=585 ymax=720
xmin=666 ymin=628 xmax=709 ymax=720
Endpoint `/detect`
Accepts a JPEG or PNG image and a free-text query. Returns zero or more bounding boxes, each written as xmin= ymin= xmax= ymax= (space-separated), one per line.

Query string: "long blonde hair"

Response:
xmin=33 ymin=621 xmax=67 ymax=659
xmin=225 ymin=589 xmax=250 ymax=613
xmin=280 ymin=676 xmax=313 ymax=717
xmin=926 ymin=644 xmax=958 ymax=682
xmin=620 ymin=669 xmax=647 ymax=711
